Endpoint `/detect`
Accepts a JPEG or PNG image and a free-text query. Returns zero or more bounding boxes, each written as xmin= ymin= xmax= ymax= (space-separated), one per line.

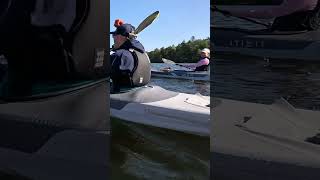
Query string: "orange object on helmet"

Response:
xmin=114 ymin=19 xmax=124 ymax=27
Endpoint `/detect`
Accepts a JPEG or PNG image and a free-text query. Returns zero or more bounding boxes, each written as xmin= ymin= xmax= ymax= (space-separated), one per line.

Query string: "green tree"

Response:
xmin=148 ymin=37 xmax=209 ymax=63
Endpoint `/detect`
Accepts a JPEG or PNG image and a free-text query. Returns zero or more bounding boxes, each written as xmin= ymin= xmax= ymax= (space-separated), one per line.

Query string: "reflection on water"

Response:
xmin=150 ymin=78 xmax=209 ymax=96
xmin=111 ymin=120 xmax=209 ymax=180
xmin=214 ymin=58 xmax=320 ymax=110
xmin=111 ymin=63 xmax=210 ymax=179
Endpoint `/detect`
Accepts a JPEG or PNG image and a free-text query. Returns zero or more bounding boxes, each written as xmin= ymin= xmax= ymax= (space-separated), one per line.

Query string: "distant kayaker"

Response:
xmin=185 ymin=48 xmax=210 ymax=71
xmin=110 ymin=19 xmax=151 ymax=92
xmin=159 ymin=48 xmax=210 ymax=72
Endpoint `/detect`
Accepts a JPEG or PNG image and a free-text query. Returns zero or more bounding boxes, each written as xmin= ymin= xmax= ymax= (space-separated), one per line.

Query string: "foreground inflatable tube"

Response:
xmin=0 ymin=0 xmax=110 ymax=179
xmin=0 ymin=80 xmax=109 ymax=180
xmin=211 ymin=97 xmax=320 ymax=179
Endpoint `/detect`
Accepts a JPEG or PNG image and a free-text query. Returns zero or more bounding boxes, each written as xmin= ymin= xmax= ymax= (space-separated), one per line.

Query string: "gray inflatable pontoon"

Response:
xmin=0 ymin=80 xmax=110 ymax=180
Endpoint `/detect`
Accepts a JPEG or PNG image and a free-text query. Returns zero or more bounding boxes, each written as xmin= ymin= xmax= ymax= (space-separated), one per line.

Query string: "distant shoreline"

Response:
xmin=147 ymin=37 xmax=210 ymax=63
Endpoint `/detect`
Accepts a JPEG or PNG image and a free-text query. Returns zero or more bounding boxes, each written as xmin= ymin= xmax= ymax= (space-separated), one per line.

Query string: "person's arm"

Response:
xmin=194 ymin=58 xmax=209 ymax=67
xmin=110 ymin=53 xmax=120 ymax=76
xmin=184 ymin=58 xmax=208 ymax=68
xmin=183 ymin=64 xmax=196 ymax=68
xmin=110 ymin=53 xmax=122 ymax=92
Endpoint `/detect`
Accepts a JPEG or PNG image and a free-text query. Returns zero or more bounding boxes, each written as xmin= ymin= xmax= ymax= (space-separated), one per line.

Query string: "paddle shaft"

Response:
xmin=176 ymin=63 xmax=192 ymax=69
xmin=162 ymin=58 xmax=193 ymax=70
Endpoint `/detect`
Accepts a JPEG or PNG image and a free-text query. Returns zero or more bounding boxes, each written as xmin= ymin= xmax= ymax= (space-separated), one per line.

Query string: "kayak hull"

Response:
xmin=110 ymin=85 xmax=210 ymax=137
xmin=151 ymin=70 xmax=210 ymax=81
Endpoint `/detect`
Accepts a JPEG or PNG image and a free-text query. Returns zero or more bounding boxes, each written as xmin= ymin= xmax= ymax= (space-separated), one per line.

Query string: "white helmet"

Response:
xmin=201 ymin=48 xmax=210 ymax=54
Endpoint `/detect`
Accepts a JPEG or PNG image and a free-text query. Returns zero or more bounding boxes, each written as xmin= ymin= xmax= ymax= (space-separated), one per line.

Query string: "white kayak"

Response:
xmin=111 ymin=85 xmax=320 ymax=175
xmin=151 ymin=69 xmax=210 ymax=81
xmin=211 ymin=97 xmax=320 ymax=179
xmin=110 ymin=85 xmax=210 ymax=137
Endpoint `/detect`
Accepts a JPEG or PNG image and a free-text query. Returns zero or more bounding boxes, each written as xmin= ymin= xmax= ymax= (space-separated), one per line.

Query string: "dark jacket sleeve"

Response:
xmin=110 ymin=50 xmax=133 ymax=77
xmin=110 ymin=50 xmax=133 ymax=91
xmin=110 ymin=52 xmax=121 ymax=78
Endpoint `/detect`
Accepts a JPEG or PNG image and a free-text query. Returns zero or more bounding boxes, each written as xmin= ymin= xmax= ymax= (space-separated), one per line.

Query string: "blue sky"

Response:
xmin=110 ymin=0 xmax=210 ymax=52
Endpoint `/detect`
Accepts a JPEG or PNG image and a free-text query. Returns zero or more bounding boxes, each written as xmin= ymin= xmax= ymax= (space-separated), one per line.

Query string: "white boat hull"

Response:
xmin=151 ymin=70 xmax=210 ymax=81
xmin=110 ymin=86 xmax=210 ymax=136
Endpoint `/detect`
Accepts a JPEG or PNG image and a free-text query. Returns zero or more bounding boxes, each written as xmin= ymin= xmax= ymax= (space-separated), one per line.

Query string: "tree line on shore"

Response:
xmin=147 ymin=36 xmax=210 ymax=63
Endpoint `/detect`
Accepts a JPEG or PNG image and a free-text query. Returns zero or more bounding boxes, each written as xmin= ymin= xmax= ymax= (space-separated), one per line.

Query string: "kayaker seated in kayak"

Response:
xmin=184 ymin=48 xmax=210 ymax=71
xmin=160 ymin=48 xmax=210 ymax=72
xmin=110 ymin=19 xmax=151 ymax=92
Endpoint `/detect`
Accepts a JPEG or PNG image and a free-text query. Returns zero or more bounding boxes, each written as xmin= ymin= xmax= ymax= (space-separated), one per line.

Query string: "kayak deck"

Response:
xmin=212 ymin=97 xmax=320 ymax=169
xmin=110 ymin=85 xmax=210 ymax=136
